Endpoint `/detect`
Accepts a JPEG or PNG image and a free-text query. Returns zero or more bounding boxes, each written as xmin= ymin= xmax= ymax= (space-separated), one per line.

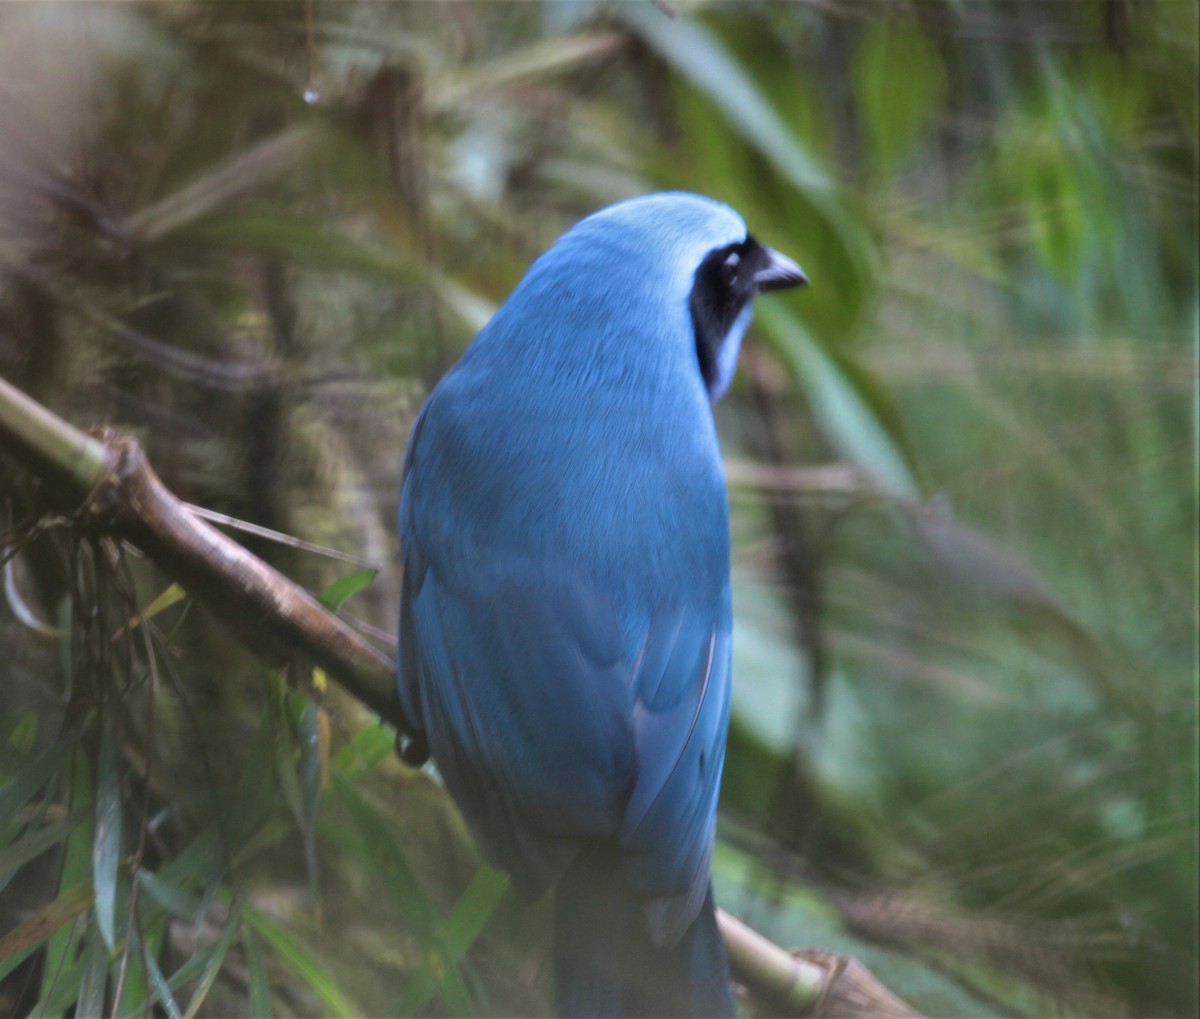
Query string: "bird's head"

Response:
xmin=568 ymin=193 xmax=806 ymax=400
xmin=478 ymin=192 xmax=805 ymax=403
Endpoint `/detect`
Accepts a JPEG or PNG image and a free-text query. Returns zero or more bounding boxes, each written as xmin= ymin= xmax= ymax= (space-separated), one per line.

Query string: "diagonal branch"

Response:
xmin=0 ymin=372 xmax=922 ymax=1018
xmin=0 ymin=373 xmax=405 ymax=732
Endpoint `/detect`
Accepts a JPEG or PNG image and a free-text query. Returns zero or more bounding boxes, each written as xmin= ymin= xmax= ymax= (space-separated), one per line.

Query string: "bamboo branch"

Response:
xmin=0 ymin=373 xmax=921 ymax=1018
xmin=0 ymin=373 xmax=406 ymax=733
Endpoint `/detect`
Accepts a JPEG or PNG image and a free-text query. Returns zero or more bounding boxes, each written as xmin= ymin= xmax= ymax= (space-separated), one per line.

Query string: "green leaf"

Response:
xmin=429 ymin=30 xmax=624 ymax=109
xmin=239 ymin=900 xmax=364 ymax=1019
xmin=297 ymin=699 xmax=324 ymax=903
xmin=0 ymin=812 xmax=86 ymax=880
xmin=394 ymin=867 xmax=509 ymax=1016
xmin=331 ymin=721 xmax=397 ymax=779
xmin=329 ymin=774 xmax=440 ymax=943
xmin=852 ymin=23 xmax=947 ymax=178
xmin=0 ymin=881 xmax=92 ymax=981
xmin=76 ymin=925 xmax=109 ymax=1019
xmin=319 ymin=567 xmax=378 ymax=611
xmin=126 ymin=126 xmax=321 ymax=244
xmin=0 ymin=726 xmax=79 ymax=823
xmin=38 ymin=754 xmax=93 ymax=1006
xmin=438 ymin=866 xmax=510 ymax=961
xmin=193 ymin=206 xmax=428 ymax=283
xmin=3 ymin=713 xmax=36 ymax=755
xmin=92 ymin=721 xmax=122 ymax=952
xmin=137 ymin=867 xmax=203 ymax=922
xmin=244 ymin=928 xmax=273 ymax=1018
xmin=180 ymin=909 xmax=241 ymax=1019
xmin=135 ymin=926 xmax=183 ymax=1019
xmin=756 ymin=301 xmax=920 ymax=497
xmin=625 ymin=8 xmax=830 ymax=196
xmin=116 ymin=916 xmax=154 ymax=1018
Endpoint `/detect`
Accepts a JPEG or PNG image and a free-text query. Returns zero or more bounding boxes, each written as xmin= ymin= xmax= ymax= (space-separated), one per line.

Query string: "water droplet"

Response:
xmin=303 ymin=87 xmax=320 ymax=106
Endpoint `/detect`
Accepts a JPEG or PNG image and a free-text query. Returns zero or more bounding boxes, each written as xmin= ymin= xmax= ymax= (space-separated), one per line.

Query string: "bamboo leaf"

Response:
xmin=756 ymin=302 xmax=920 ymax=497
xmin=180 ymin=910 xmax=241 ymax=1019
xmin=126 ymin=126 xmax=321 ymax=244
xmin=430 ymin=30 xmax=625 ymax=108
xmin=297 ymin=699 xmax=324 ymax=904
xmin=319 ymin=567 xmax=378 ymax=612
xmin=136 ymin=926 xmax=183 ymax=1019
xmin=76 ymin=925 xmax=109 ymax=1019
xmin=853 ymin=23 xmax=947 ymax=178
xmin=394 ymin=867 xmax=509 ymax=1017
xmin=239 ymin=901 xmax=363 ymax=1019
xmin=92 ymin=721 xmax=122 ymax=952
xmin=0 ymin=812 xmax=86 ymax=879
xmin=116 ymin=582 xmax=186 ymax=639
xmin=624 ymin=8 xmax=831 ymax=197
xmin=3 ymin=713 xmax=36 ymax=756
xmin=329 ymin=773 xmax=440 ymax=945
xmin=0 ymin=726 xmax=79 ymax=823
xmin=38 ymin=754 xmax=94 ymax=1006
xmin=137 ymin=867 xmax=203 ymax=922
xmin=244 ymin=927 xmax=273 ymax=1018
xmin=331 ymin=721 xmax=396 ymax=779
xmin=0 ymin=881 xmax=92 ymax=978
xmin=438 ymin=866 xmax=510 ymax=961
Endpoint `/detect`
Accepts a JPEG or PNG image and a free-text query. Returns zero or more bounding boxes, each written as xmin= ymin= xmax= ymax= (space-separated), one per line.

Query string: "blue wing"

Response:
xmin=396 ymin=364 xmax=731 ymax=937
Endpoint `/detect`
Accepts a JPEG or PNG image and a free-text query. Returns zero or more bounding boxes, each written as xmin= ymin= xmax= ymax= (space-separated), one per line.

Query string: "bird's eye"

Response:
xmin=723 ymin=251 xmax=740 ymax=282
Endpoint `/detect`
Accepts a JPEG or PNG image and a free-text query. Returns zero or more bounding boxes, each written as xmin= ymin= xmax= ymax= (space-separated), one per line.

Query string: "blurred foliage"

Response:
xmin=0 ymin=1 xmax=1195 ymax=1016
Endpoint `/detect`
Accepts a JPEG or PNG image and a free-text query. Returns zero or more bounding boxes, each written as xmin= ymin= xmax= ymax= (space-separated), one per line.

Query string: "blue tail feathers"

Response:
xmin=554 ymin=851 xmax=737 ymax=1017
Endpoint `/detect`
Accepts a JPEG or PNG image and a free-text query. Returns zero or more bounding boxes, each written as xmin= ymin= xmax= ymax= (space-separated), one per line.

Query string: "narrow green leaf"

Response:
xmin=330 ymin=773 xmax=440 ymax=944
xmin=4 ymin=713 xmax=37 ymax=755
xmin=193 ymin=207 xmax=427 ymax=283
xmin=395 ymin=867 xmax=509 ymax=1016
xmin=137 ymin=867 xmax=203 ymax=922
xmin=135 ymin=926 xmax=183 ymax=1019
xmin=0 ymin=726 xmax=78 ymax=822
xmin=244 ymin=928 xmax=273 ymax=1018
xmin=0 ymin=811 xmax=86 ymax=879
xmin=118 ymin=582 xmax=186 ymax=638
xmin=297 ymin=699 xmax=323 ymax=903
xmin=0 ymin=881 xmax=92 ymax=979
xmin=126 ymin=126 xmax=320 ymax=244
xmin=756 ymin=302 xmax=919 ymax=497
xmin=77 ymin=925 xmax=109 ymax=1019
xmin=430 ymin=30 xmax=625 ymax=108
xmin=625 ymin=8 xmax=830 ymax=196
xmin=92 ymin=722 xmax=122 ymax=952
xmin=394 ymin=951 xmax=476 ymax=1019
xmin=149 ymin=829 xmax=220 ymax=906
xmin=181 ymin=910 xmax=241 ymax=1019
xmin=852 ymin=23 xmax=947 ymax=178
xmin=319 ymin=567 xmax=378 ymax=611
xmin=115 ymin=918 xmax=154 ymax=1019
xmin=439 ymin=867 xmax=510 ymax=960
xmin=239 ymin=901 xmax=363 ymax=1019
xmin=39 ymin=753 xmax=93 ymax=1006
xmin=331 ymin=721 xmax=397 ymax=778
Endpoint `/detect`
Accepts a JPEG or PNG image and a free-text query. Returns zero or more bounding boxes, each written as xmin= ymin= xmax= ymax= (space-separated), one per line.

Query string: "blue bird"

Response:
xmin=396 ymin=192 xmax=806 ymax=1016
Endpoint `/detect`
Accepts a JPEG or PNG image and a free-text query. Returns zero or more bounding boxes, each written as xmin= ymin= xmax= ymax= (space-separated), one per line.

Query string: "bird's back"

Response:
xmin=395 ymin=193 xmax=768 ymax=1017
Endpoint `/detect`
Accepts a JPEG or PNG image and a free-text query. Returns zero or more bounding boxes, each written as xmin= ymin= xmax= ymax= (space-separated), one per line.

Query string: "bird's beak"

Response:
xmin=754 ymin=248 xmax=808 ymax=292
